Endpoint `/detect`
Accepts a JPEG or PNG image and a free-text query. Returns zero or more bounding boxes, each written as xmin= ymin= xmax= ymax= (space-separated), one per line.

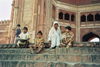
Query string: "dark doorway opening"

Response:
xmin=65 ymin=13 xmax=70 ymax=20
xmin=59 ymin=12 xmax=63 ymax=19
xmin=95 ymin=13 xmax=100 ymax=21
xmin=71 ymin=14 xmax=75 ymax=21
xmin=82 ymin=32 xmax=100 ymax=42
xmin=87 ymin=14 xmax=93 ymax=21
xmin=81 ymin=15 xmax=86 ymax=22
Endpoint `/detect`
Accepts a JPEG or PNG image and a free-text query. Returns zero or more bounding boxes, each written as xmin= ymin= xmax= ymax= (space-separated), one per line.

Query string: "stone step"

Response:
xmin=0 ymin=42 xmax=100 ymax=48
xmin=0 ymin=48 xmax=55 ymax=54
xmin=0 ymin=54 xmax=100 ymax=63
xmin=0 ymin=47 xmax=100 ymax=54
xmin=0 ymin=60 xmax=100 ymax=67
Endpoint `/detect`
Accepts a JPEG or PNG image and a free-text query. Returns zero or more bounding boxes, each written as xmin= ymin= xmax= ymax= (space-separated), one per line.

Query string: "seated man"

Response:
xmin=61 ymin=26 xmax=74 ymax=48
xmin=17 ymin=27 xmax=30 ymax=48
xmin=30 ymin=31 xmax=45 ymax=54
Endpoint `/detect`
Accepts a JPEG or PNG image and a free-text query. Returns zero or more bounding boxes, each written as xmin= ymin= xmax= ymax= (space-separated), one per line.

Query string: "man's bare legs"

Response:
xmin=25 ymin=41 xmax=29 ymax=48
xmin=30 ymin=43 xmax=43 ymax=54
xmin=36 ymin=45 xmax=43 ymax=54
xmin=19 ymin=44 xmax=22 ymax=48
xmin=29 ymin=45 xmax=36 ymax=54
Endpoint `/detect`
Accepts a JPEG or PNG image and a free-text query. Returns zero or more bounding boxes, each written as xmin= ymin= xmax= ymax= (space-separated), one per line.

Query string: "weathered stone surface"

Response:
xmin=0 ymin=20 xmax=10 ymax=44
xmin=82 ymin=55 xmax=100 ymax=63
xmin=0 ymin=60 xmax=100 ymax=67
xmin=0 ymin=48 xmax=100 ymax=64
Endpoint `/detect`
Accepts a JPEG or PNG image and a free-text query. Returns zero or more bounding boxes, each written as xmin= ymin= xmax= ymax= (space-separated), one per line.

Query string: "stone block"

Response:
xmin=82 ymin=55 xmax=100 ymax=63
xmin=56 ymin=55 xmax=68 ymax=62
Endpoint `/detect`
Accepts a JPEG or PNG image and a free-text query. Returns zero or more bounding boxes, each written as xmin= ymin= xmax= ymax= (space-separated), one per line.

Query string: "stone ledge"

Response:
xmin=0 ymin=42 xmax=100 ymax=48
xmin=0 ymin=60 xmax=100 ymax=67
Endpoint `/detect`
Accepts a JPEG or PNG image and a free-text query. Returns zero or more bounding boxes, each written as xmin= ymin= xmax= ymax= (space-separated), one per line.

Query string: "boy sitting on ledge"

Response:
xmin=61 ymin=26 xmax=74 ymax=48
xmin=17 ymin=27 xmax=30 ymax=48
xmin=30 ymin=31 xmax=45 ymax=54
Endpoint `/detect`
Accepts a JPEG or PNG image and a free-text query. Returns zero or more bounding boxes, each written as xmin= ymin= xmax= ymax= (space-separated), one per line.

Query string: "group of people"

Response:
xmin=15 ymin=21 xmax=74 ymax=54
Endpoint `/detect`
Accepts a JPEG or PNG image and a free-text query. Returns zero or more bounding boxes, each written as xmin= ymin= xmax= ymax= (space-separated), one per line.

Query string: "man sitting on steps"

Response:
xmin=30 ymin=31 xmax=45 ymax=54
xmin=60 ymin=26 xmax=74 ymax=48
xmin=17 ymin=27 xmax=30 ymax=48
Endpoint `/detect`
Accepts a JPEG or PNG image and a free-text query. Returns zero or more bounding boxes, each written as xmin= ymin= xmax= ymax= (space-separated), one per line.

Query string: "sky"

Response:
xmin=0 ymin=0 xmax=12 ymax=21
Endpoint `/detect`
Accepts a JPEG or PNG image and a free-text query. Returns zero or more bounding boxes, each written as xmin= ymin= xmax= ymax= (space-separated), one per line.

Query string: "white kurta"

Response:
xmin=48 ymin=21 xmax=62 ymax=48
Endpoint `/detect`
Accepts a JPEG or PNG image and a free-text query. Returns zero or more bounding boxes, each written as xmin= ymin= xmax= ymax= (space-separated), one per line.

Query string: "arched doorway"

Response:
xmin=95 ymin=13 xmax=100 ymax=21
xmin=81 ymin=15 xmax=86 ymax=22
xmin=82 ymin=32 xmax=100 ymax=42
xmin=65 ymin=13 xmax=70 ymax=20
xmin=59 ymin=12 xmax=63 ymax=19
xmin=87 ymin=14 xmax=93 ymax=21
xmin=71 ymin=14 xmax=75 ymax=21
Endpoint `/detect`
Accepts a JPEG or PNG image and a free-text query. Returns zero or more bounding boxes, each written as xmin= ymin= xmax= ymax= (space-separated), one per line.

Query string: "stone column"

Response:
xmin=7 ymin=0 xmax=15 ymax=44
xmin=45 ymin=0 xmax=52 ymax=42
xmin=31 ymin=0 xmax=38 ymax=42
xmin=63 ymin=14 xmax=64 ymax=20
xmin=40 ymin=0 xmax=44 ymax=32
xmin=70 ymin=14 xmax=71 ymax=23
xmin=55 ymin=7 xmax=58 ymax=20
xmin=93 ymin=13 xmax=95 ymax=26
xmin=86 ymin=14 xmax=87 ymax=26
xmin=76 ymin=11 xmax=81 ymax=42
xmin=10 ymin=0 xmax=19 ymax=43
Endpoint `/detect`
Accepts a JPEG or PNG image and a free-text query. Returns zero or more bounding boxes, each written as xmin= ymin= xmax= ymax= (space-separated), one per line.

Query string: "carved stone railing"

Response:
xmin=0 ymin=20 xmax=10 ymax=25
xmin=0 ymin=42 xmax=100 ymax=48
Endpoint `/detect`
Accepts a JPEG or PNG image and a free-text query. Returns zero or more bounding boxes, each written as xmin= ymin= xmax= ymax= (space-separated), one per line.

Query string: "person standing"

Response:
xmin=48 ymin=21 xmax=62 ymax=49
xmin=14 ymin=24 xmax=21 ymax=44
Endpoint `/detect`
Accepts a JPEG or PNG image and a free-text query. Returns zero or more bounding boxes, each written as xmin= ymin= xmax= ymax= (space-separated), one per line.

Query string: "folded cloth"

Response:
xmin=16 ymin=38 xmax=28 ymax=42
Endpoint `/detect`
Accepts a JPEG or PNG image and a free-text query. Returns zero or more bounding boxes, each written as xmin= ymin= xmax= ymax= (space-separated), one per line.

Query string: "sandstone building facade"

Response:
xmin=0 ymin=20 xmax=10 ymax=44
xmin=1 ymin=0 xmax=100 ymax=44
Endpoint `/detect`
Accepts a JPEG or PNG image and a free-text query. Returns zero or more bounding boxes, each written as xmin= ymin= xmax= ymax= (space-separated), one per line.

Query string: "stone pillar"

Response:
xmin=40 ymin=0 xmax=45 ymax=33
xmin=10 ymin=0 xmax=19 ymax=43
xmin=70 ymin=14 xmax=71 ymax=22
xmin=7 ymin=0 xmax=15 ymax=44
xmin=76 ymin=11 xmax=81 ymax=42
xmin=63 ymin=14 xmax=64 ymax=20
xmin=31 ymin=0 xmax=38 ymax=42
xmin=45 ymin=0 xmax=52 ymax=42
xmin=86 ymin=14 xmax=87 ymax=26
xmin=55 ymin=7 xmax=58 ymax=20
xmin=93 ymin=13 xmax=95 ymax=26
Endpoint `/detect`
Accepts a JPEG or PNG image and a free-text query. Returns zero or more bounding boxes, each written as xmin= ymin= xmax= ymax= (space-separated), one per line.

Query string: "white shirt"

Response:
xmin=19 ymin=32 xmax=30 ymax=39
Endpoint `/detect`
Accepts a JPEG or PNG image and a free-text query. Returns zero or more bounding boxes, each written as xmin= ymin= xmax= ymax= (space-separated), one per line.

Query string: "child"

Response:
xmin=48 ymin=21 xmax=62 ymax=49
xmin=17 ymin=27 xmax=30 ymax=48
xmin=30 ymin=31 xmax=45 ymax=54
xmin=61 ymin=26 xmax=74 ymax=48
xmin=14 ymin=24 xmax=21 ymax=44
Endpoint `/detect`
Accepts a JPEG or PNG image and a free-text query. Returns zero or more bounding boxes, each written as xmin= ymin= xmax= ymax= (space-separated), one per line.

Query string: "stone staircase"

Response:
xmin=0 ymin=44 xmax=100 ymax=67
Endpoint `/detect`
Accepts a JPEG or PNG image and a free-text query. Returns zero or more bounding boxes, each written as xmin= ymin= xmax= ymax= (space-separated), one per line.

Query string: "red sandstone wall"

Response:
xmin=57 ymin=0 xmax=100 ymax=5
xmin=0 ymin=20 xmax=10 ymax=44
xmin=80 ymin=28 xmax=100 ymax=42
xmin=52 ymin=5 xmax=56 ymax=20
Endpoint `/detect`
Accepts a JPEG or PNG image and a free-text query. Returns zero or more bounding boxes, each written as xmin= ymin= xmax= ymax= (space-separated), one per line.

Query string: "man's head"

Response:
xmin=17 ymin=24 xmax=21 ymax=28
xmin=65 ymin=26 xmax=71 ymax=32
xmin=23 ymin=27 xmax=28 ymax=33
xmin=37 ymin=31 xmax=42 ymax=38
xmin=54 ymin=23 xmax=58 ymax=28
